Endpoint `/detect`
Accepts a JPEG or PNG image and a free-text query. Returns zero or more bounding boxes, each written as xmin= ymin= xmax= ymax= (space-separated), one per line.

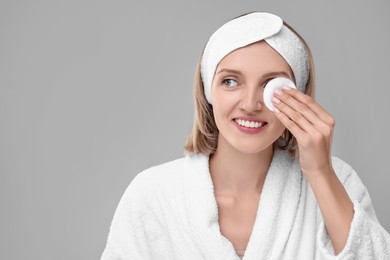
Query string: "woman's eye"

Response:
xmin=222 ymin=79 xmax=238 ymax=87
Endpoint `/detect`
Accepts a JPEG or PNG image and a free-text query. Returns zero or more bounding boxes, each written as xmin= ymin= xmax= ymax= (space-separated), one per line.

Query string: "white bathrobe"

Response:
xmin=101 ymin=148 xmax=390 ymax=259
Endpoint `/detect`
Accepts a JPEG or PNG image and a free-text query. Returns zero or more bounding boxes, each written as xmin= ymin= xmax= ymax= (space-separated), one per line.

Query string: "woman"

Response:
xmin=101 ymin=12 xmax=390 ymax=259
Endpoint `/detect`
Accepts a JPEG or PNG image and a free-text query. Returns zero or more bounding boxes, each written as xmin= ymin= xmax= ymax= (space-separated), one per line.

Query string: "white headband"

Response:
xmin=200 ymin=12 xmax=310 ymax=104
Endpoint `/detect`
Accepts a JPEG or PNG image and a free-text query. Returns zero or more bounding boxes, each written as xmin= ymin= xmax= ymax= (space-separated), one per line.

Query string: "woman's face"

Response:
xmin=211 ymin=40 xmax=293 ymax=154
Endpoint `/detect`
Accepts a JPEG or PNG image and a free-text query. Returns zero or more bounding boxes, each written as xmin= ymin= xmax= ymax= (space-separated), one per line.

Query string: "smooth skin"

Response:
xmin=209 ymin=40 xmax=353 ymax=255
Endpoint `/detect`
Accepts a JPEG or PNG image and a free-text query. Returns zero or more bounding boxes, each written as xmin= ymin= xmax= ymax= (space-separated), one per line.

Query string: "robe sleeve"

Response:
xmin=100 ymin=171 xmax=165 ymax=260
xmin=316 ymin=159 xmax=390 ymax=260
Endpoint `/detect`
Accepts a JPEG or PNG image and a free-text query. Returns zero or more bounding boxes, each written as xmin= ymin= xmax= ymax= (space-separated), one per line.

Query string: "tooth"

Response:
xmin=235 ymin=119 xmax=265 ymax=128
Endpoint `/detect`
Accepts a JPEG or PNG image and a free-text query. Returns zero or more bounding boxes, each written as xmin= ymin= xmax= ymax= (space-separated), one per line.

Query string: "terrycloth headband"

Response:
xmin=200 ymin=12 xmax=310 ymax=104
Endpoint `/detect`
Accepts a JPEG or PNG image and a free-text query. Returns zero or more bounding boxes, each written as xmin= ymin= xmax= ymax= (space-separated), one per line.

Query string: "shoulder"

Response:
xmin=136 ymin=152 xmax=208 ymax=184
xmin=124 ymin=153 xmax=209 ymax=200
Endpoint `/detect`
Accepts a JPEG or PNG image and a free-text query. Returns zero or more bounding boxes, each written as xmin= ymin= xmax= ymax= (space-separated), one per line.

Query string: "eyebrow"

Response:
xmin=216 ymin=68 xmax=291 ymax=79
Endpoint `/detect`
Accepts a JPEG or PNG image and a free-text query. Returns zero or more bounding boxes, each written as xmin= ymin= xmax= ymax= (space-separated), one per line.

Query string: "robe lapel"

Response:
xmin=184 ymin=153 xmax=239 ymax=260
xmin=245 ymin=149 xmax=303 ymax=259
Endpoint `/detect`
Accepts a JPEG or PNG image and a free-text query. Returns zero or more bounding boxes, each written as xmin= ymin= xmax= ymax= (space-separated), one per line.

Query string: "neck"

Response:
xmin=209 ymin=137 xmax=274 ymax=198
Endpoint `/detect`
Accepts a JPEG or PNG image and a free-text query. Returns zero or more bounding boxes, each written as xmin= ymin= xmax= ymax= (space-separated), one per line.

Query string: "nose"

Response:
xmin=240 ymin=86 xmax=264 ymax=112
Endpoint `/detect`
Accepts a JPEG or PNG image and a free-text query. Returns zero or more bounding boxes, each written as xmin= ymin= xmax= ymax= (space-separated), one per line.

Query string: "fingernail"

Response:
xmin=282 ymin=86 xmax=291 ymax=91
xmin=272 ymin=97 xmax=281 ymax=104
xmin=274 ymin=107 xmax=280 ymax=113
xmin=274 ymin=89 xmax=283 ymax=96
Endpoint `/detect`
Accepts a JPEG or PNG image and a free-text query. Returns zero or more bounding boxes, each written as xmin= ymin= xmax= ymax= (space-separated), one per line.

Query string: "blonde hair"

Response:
xmin=184 ymin=20 xmax=316 ymax=158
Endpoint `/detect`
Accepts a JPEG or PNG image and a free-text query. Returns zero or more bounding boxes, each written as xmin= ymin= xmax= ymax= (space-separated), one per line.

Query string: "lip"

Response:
xmin=232 ymin=116 xmax=268 ymax=135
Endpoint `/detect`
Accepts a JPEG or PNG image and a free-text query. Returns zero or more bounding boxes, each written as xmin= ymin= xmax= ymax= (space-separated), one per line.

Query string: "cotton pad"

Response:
xmin=263 ymin=77 xmax=297 ymax=111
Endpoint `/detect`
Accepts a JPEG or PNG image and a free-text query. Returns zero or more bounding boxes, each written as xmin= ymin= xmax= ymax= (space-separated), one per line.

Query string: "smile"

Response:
xmin=234 ymin=119 xmax=266 ymax=128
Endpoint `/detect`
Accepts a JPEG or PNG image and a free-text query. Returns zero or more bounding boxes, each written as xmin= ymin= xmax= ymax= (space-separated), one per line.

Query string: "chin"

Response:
xmin=231 ymin=139 xmax=275 ymax=155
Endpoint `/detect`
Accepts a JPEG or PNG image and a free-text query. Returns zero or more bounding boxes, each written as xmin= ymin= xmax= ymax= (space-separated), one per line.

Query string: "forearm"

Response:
xmin=305 ymin=168 xmax=354 ymax=255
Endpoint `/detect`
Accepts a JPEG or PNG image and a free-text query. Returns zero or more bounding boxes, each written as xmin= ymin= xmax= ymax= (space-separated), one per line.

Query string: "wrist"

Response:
xmin=301 ymin=165 xmax=335 ymax=179
xmin=302 ymin=165 xmax=335 ymax=182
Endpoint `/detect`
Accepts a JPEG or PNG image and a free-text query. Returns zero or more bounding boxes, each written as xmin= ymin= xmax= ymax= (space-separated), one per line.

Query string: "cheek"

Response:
xmin=212 ymin=102 xmax=228 ymax=127
xmin=212 ymin=90 xmax=233 ymax=119
xmin=269 ymin=114 xmax=286 ymax=134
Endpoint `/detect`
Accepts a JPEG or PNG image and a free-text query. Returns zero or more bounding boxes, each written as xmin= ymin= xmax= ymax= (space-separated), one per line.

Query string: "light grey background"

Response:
xmin=1 ymin=1 xmax=389 ymax=259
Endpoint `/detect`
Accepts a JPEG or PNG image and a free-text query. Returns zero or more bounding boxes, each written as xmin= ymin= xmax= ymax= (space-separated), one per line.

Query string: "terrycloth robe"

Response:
xmin=101 ymin=149 xmax=390 ymax=259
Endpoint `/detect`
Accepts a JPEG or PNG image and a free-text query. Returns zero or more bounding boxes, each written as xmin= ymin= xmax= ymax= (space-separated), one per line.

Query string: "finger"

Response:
xmin=281 ymin=87 xmax=335 ymax=126
xmin=273 ymin=96 xmax=314 ymax=134
xmin=274 ymin=89 xmax=329 ymax=129
xmin=273 ymin=106 xmax=306 ymax=140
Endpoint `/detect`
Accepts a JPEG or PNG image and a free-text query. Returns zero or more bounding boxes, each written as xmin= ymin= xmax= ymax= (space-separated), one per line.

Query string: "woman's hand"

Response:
xmin=271 ymin=87 xmax=335 ymax=178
